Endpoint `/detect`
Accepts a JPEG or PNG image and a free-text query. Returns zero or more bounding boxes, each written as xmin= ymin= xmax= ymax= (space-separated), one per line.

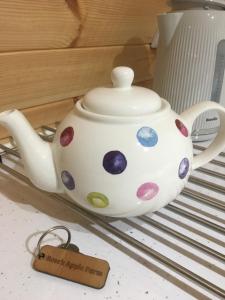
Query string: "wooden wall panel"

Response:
xmin=0 ymin=0 xmax=169 ymax=51
xmin=0 ymin=99 xmax=74 ymax=139
xmin=0 ymin=1 xmax=80 ymax=52
xmin=0 ymin=45 xmax=154 ymax=111
xmin=74 ymin=0 xmax=169 ymax=47
xmin=0 ymin=1 xmax=168 ymax=140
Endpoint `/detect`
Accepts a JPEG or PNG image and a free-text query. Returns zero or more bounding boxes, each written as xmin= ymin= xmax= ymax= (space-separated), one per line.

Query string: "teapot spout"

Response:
xmin=158 ymin=12 xmax=183 ymax=47
xmin=0 ymin=109 xmax=62 ymax=192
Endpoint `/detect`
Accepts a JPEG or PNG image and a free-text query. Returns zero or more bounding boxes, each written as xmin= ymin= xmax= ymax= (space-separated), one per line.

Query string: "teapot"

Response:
xmin=0 ymin=67 xmax=225 ymax=217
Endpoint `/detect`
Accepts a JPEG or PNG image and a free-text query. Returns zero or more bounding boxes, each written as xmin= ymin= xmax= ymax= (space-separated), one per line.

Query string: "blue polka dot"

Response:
xmin=137 ymin=127 xmax=158 ymax=147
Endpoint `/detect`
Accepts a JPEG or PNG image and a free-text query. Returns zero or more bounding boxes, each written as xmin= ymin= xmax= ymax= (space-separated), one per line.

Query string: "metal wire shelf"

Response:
xmin=0 ymin=126 xmax=225 ymax=299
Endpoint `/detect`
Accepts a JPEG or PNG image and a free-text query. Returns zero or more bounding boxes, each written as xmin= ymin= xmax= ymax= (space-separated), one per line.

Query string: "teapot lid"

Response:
xmin=82 ymin=67 xmax=162 ymax=117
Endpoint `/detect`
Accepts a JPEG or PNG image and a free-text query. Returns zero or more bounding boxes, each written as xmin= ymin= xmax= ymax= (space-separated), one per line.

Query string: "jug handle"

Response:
xmin=180 ymin=101 xmax=225 ymax=170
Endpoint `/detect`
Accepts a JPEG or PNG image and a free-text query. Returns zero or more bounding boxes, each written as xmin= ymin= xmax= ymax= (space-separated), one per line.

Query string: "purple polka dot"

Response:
xmin=175 ymin=119 xmax=188 ymax=137
xmin=137 ymin=182 xmax=159 ymax=200
xmin=178 ymin=158 xmax=189 ymax=179
xmin=60 ymin=127 xmax=74 ymax=146
xmin=103 ymin=151 xmax=127 ymax=174
xmin=61 ymin=170 xmax=75 ymax=190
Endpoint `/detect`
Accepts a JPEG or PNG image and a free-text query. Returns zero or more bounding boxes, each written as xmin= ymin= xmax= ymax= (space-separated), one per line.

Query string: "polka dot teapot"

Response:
xmin=0 ymin=67 xmax=225 ymax=217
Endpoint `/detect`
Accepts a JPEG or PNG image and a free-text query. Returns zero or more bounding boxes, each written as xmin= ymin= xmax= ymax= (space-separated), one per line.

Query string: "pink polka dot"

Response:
xmin=137 ymin=182 xmax=159 ymax=201
xmin=175 ymin=119 xmax=188 ymax=137
xmin=60 ymin=127 xmax=74 ymax=147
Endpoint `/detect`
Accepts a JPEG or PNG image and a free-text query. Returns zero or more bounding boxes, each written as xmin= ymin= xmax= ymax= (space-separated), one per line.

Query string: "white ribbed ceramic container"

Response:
xmin=153 ymin=9 xmax=225 ymax=141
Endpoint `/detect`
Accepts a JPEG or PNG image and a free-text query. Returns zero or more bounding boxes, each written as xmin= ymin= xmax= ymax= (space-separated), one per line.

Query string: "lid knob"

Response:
xmin=82 ymin=66 xmax=162 ymax=116
xmin=111 ymin=66 xmax=134 ymax=88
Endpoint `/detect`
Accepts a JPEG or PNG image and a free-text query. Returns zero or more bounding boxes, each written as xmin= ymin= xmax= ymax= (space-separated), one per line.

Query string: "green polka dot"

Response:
xmin=87 ymin=192 xmax=109 ymax=208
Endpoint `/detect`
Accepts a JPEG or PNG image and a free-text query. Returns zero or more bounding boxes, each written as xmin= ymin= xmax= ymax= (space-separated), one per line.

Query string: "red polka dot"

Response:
xmin=60 ymin=127 xmax=74 ymax=146
xmin=175 ymin=119 xmax=188 ymax=137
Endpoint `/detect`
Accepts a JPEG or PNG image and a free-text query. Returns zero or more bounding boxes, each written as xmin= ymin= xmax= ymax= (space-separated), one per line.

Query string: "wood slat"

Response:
xmin=0 ymin=0 xmax=80 ymax=52
xmin=0 ymin=0 xmax=169 ymax=51
xmin=0 ymin=99 xmax=74 ymax=139
xmin=74 ymin=0 xmax=169 ymax=47
xmin=0 ymin=45 xmax=154 ymax=111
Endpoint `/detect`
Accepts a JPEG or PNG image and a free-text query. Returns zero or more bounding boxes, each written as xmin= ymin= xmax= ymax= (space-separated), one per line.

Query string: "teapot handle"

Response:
xmin=180 ymin=101 xmax=225 ymax=170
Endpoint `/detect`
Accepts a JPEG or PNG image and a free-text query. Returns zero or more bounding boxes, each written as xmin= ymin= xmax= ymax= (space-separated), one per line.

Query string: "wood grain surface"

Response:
xmin=0 ymin=45 xmax=154 ymax=111
xmin=33 ymin=245 xmax=110 ymax=289
xmin=0 ymin=1 xmax=168 ymax=140
xmin=0 ymin=0 xmax=169 ymax=51
xmin=0 ymin=1 xmax=79 ymax=52
xmin=74 ymin=0 xmax=169 ymax=47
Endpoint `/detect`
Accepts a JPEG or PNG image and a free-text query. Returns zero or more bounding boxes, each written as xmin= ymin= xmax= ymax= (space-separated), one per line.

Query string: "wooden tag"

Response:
xmin=33 ymin=245 xmax=110 ymax=289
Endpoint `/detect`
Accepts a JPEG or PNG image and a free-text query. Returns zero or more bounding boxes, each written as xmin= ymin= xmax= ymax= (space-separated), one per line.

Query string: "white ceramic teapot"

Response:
xmin=0 ymin=67 xmax=225 ymax=217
